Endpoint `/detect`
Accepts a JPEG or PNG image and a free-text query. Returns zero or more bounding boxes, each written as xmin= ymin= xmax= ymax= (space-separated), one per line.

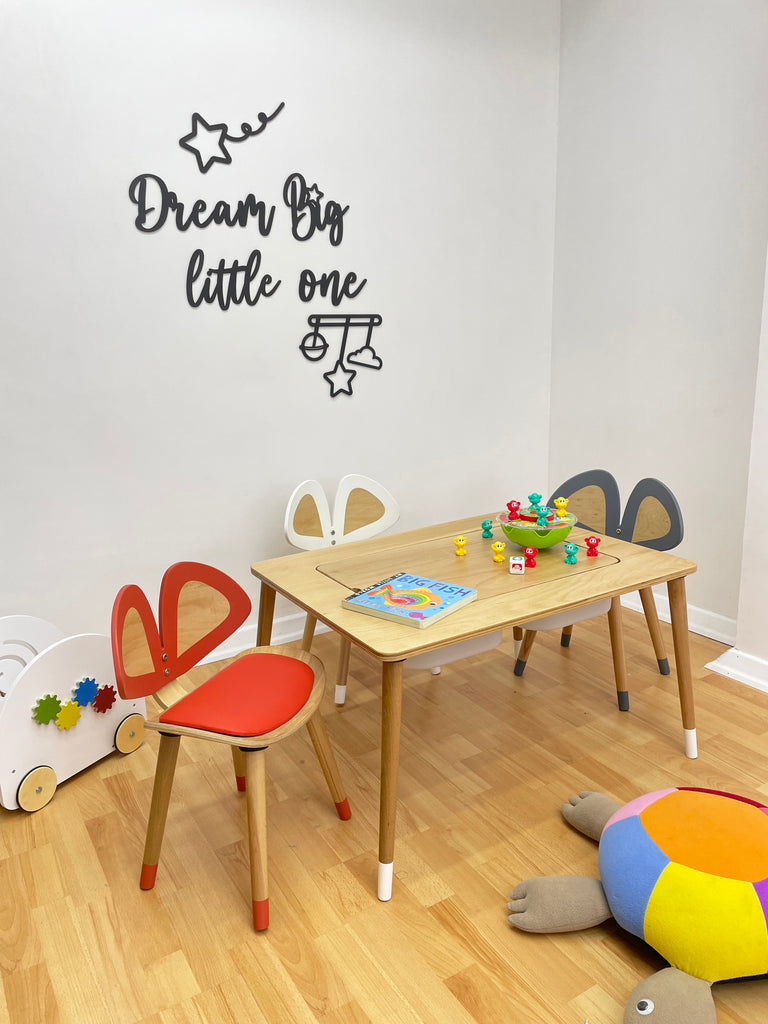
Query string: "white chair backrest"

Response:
xmin=285 ymin=474 xmax=400 ymax=550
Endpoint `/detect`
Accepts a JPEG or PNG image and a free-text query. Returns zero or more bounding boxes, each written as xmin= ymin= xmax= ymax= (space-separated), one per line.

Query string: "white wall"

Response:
xmin=735 ymin=250 xmax=768 ymax=658
xmin=0 ymin=0 xmax=560 ymax=634
xmin=707 ymin=248 xmax=768 ymax=688
xmin=549 ymin=0 xmax=768 ymax=638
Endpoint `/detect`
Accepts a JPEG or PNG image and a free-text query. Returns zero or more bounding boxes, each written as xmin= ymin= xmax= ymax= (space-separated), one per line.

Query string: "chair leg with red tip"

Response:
xmin=231 ymin=746 xmax=247 ymax=792
xmin=244 ymin=747 xmax=270 ymax=931
xmin=253 ymin=897 xmax=269 ymax=931
xmin=305 ymin=714 xmax=352 ymax=820
xmin=141 ymin=733 xmax=180 ymax=891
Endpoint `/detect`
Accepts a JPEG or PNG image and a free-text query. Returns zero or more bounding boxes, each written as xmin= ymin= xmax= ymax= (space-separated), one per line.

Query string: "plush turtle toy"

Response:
xmin=508 ymin=788 xmax=768 ymax=1023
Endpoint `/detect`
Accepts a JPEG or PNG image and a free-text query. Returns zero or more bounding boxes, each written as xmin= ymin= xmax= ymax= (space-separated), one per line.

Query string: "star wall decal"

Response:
xmin=305 ymin=183 xmax=324 ymax=206
xmin=179 ymin=114 xmax=232 ymax=173
xmin=178 ymin=103 xmax=285 ymax=173
xmin=323 ymin=359 xmax=356 ymax=397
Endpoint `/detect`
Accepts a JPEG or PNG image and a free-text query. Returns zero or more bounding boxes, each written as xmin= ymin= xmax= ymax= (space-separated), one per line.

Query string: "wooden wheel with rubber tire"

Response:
xmin=17 ymin=765 xmax=57 ymax=811
xmin=115 ymin=713 xmax=145 ymax=754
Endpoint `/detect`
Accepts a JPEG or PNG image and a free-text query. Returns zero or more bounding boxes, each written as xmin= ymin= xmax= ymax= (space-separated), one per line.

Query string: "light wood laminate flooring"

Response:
xmin=2 ymin=611 xmax=766 ymax=1024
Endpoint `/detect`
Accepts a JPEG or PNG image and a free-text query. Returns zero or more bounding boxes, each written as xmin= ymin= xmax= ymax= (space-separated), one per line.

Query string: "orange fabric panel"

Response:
xmin=641 ymin=789 xmax=768 ymax=881
xmin=159 ymin=653 xmax=314 ymax=737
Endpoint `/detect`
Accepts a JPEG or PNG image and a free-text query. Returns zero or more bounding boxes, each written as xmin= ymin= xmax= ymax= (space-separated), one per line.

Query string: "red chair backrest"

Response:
xmin=111 ymin=562 xmax=252 ymax=699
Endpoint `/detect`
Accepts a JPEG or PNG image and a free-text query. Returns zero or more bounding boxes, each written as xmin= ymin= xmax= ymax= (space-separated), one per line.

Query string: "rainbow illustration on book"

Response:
xmin=342 ymin=573 xmax=477 ymax=628
xmin=367 ymin=582 xmax=441 ymax=615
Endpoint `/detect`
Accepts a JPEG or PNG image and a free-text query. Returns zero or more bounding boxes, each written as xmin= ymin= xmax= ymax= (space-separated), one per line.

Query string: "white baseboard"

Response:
xmin=704 ymin=648 xmax=768 ymax=695
xmin=620 ymin=590 xmax=736 ymax=646
xmin=199 ymin=611 xmax=327 ymax=664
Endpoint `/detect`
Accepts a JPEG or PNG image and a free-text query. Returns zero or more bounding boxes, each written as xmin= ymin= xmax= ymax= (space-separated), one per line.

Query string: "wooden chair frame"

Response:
xmin=111 ymin=561 xmax=350 ymax=931
xmin=285 ymin=475 xmax=501 ymax=704
xmin=512 ymin=471 xmax=684 ymax=707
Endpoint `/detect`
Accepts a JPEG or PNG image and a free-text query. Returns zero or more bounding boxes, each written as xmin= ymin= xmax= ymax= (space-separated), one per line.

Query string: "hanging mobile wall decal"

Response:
xmin=127 ymin=104 xmax=383 ymax=398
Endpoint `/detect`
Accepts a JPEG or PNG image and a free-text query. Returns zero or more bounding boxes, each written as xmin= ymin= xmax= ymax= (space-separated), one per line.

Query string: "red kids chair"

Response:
xmin=111 ymin=561 xmax=351 ymax=931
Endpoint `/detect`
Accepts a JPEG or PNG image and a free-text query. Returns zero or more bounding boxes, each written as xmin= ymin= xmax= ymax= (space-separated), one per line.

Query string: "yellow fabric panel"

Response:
xmin=645 ymin=863 xmax=768 ymax=983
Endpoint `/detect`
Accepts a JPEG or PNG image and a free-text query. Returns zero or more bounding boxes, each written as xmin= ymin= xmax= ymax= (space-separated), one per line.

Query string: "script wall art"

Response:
xmin=127 ymin=103 xmax=383 ymax=398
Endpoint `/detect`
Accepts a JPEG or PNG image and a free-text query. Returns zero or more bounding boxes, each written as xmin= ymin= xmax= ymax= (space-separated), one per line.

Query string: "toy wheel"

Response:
xmin=115 ymin=713 xmax=145 ymax=754
xmin=17 ymin=766 xmax=57 ymax=812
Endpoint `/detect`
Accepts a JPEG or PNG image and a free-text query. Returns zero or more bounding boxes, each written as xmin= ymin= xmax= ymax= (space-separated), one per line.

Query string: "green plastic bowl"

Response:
xmin=497 ymin=511 xmax=576 ymax=549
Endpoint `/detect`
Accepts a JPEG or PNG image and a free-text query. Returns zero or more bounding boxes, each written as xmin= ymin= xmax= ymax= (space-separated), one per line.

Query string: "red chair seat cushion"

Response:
xmin=159 ymin=653 xmax=314 ymax=737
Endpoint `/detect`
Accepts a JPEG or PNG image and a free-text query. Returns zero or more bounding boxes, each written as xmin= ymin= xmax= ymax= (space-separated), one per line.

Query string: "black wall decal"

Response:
xmin=179 ymin=104 xmax=285 ymax=173
xmin=130 ymin=105 xmax=383 ymax=399
xmin=300 ymin=314 xmax=383 ymax=397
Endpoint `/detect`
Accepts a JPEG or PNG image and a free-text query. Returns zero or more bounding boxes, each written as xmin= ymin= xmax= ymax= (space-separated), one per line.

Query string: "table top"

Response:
xmin=251 ymin=514 xmax=697 ymax=662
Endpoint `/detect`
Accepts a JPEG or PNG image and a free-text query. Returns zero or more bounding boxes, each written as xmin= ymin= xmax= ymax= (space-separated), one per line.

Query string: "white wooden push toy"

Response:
xmin=0 ymin=615 xmax=146 ymax=811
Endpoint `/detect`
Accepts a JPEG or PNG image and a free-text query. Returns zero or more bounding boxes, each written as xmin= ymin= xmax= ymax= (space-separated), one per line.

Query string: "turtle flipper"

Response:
xmin=623 ymin=968 xmax=715 ymax=1024
xmin=507 ymin=875 xmax=612 ymax=932
xmin=561 ymin=791 xmax=622 ymax=840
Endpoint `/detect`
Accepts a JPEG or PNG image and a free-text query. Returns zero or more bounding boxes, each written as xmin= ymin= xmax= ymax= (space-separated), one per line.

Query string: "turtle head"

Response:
xmin=623 ymin=968 xmax=715 ymax=1024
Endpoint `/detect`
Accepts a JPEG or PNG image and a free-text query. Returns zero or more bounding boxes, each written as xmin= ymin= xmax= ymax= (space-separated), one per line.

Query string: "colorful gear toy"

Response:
xmin=56 ymin=700 xmax=81 ymax=731
xmin=92 ymin=684 xmax=117 ymax=713
xmin=32 ymin=693 xmax=62 ymax=725
xmin=73 ymin=676 xmax=99 ymax=706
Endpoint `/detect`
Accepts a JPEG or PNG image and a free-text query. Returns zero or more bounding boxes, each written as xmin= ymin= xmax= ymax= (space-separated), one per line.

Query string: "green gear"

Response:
xmin=33 ymin=694 xmax=62 ymax=725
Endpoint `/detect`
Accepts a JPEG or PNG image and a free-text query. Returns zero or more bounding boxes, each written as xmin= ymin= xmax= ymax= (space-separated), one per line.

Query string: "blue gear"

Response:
xmin=73 ymin=676 xmax=99 ymax=706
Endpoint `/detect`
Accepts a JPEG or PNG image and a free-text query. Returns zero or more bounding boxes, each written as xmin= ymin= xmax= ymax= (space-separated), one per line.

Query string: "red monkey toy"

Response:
xmin=522 ymin=546 xmax=538 ymax=568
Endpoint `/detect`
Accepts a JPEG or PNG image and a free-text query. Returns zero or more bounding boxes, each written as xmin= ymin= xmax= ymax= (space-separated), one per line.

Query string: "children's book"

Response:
xmin=341 ymin=572 xmax=477 ymax=628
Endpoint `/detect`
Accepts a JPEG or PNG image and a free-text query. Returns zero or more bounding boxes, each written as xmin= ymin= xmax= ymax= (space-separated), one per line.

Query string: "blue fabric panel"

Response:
xmin=599 ymin=815 xmax=669 ymax=938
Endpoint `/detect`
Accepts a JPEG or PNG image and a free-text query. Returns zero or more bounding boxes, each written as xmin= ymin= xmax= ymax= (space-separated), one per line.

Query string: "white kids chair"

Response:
xmin=284 ymin=474 xmax=502 ymax=704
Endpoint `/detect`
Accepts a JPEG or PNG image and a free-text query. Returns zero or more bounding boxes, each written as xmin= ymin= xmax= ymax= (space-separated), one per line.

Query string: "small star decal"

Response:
xmin=323 ymin=360 xmax=356 ymax=397
xmin=305 ymin=183 xmax=324 ymax=206
xmin=179 ymin=113 xmax=232 ymax=173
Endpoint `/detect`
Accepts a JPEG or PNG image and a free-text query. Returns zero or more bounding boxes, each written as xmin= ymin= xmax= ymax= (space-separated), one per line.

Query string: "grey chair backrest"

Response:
xmin=547 ymin=470 xmax=683 ymax=551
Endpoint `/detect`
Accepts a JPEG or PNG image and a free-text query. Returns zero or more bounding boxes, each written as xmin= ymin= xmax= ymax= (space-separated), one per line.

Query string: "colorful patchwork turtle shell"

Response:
xmin=599 ymin=787 xmax=768 ymax=984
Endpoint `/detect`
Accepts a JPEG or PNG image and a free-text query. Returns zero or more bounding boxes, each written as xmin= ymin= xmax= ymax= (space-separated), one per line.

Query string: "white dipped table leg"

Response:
xmin=377 ymin=860 xmax=394 ymax=901
xmin=684 ymin=727 xmax=698 ymax=759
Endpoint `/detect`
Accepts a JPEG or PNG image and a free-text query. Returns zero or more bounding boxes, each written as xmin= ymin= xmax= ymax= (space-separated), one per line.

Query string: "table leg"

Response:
xmin=256 ymin=583 xmax=276 ymax=646
xmin=301 ymin=613 xmax=317 ymax=652
xmin=667 ymin=576 xmax=697 ymax=759
xmin=378 ymin=660 xmax=404 ymax=901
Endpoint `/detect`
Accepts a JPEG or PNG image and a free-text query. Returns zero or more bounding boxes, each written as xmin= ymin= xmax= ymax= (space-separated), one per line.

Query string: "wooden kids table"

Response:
xmin=251 ymin=515 xmax=698 ymax=901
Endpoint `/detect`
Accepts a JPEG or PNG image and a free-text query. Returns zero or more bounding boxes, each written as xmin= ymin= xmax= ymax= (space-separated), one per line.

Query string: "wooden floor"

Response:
xmin=3 ymin=610 xmax=768 ymax=1024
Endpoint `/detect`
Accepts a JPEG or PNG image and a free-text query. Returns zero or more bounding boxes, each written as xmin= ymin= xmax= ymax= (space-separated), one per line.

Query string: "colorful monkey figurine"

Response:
xmin=536 ymin=505 xmax=551 ymax=527
xmin=491 ymin=540 xmax=506 ymax=563
xmin=585 ymin=535 xmax=601 ymax=557
xmin=481 ymin=519 xmax=494 ymax=538
xmin=454 ymin=535 xmax=468 ymax=556
xmin=506 ymin=500 xmax=521 ymax=520
xmin=553 ymin=496 xmax=569 ymax=518
xmin=527 ymin=492 xmax=542 ymax=508
xmin=523 ymin=546 xmax=538 ymax=568
xmin=563 ymin=541 xmax=578 ymax=564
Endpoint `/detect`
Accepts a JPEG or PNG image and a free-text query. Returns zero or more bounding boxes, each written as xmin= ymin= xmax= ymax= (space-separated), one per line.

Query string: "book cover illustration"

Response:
xmin=342 ymin=572 xmax=477 ymax=628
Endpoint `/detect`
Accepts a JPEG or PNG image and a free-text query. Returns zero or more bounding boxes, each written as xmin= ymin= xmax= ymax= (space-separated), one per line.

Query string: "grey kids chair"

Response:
xmin=512 ymin=470 xmax=684 ymax=687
